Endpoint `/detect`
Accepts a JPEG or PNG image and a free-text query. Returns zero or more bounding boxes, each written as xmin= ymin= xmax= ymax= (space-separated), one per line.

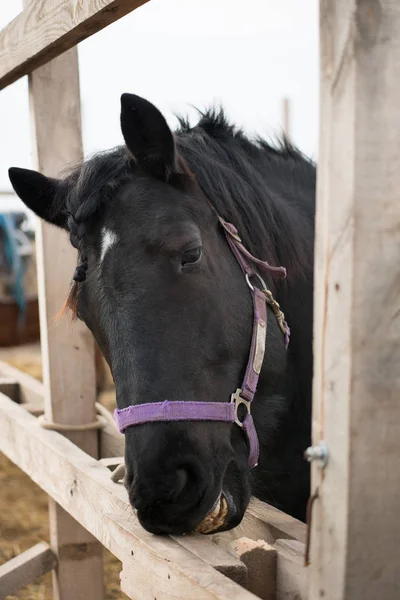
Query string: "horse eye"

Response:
xmin=181 ymin=247 xmax=203 ymax=267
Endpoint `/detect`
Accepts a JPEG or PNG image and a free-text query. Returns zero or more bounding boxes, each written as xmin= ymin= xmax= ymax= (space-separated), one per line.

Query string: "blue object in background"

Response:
xmin=0 ymin=213 xmax=26 ymax=327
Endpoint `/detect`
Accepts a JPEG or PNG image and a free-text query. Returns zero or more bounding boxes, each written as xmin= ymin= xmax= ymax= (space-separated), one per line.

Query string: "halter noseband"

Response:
xmin=114 ymin=216 xmax=290 ymax=468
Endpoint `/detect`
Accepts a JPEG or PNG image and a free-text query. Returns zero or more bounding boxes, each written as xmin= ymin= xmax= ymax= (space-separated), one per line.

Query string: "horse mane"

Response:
xmin=175 ymin=108 xmax=316 ymax=279
xmin=58 ymin=108 xmax=316 ymax=316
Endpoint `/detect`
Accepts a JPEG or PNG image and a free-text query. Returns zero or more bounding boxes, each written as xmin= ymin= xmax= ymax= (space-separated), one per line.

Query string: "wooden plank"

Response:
xmin=22 ymin=401 xmax=45 ymax=416
xmin=166 ymin=535 xmax=247 ymax=587
xmin=211 ymin=497 xmax=306 ymax=553
xmin=0 ymin=357 xmax=121 ymax=454
xmin=234 ymin=538 xmax=277 ymax=600
xmin=99 ymin=416 xmax=125 ymax=457
xmin=0 ymin=376 xmax=19 ymax=402
xmin=0 ymin=395 xmax=257 ymax=600
xmin=97 ymin=402 xmax=125 ymax=458
xmin=0 ymin=359 xmax=43 ymax=404
xmin=29 ymin=49 xmax=97 ymax=452
xmin=0 ymin=542 xmax=57 ymax=599
xmin=27 ymin=41 xmax=104 ymax=599
xmin=245 ymin=498 xmax=306 ymax=544
xmin=275 ymin=540 xmax=307 ymax=600
xmin=0 ymin=0 xmax=150 ymax=90
xmin=98 ymin=456 xmax=125 ymax=470
xmin=310 ymin=1 xmax=400 ymax=599
xmin=115 ymin=514 xmax=253 ymax=599
xmin=0 ymin=364 xmax=120 ymax=446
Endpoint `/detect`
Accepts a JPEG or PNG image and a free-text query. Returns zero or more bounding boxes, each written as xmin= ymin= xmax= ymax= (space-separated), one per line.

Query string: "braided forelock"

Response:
xmin=54 ymin=147 xmax=133 ymax=316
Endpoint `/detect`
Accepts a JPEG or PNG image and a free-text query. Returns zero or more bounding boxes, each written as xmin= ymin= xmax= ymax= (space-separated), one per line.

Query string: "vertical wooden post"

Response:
xmin=310 ymin=1 xmax=400 ymax=599
xmin=28 ymin=48 xmax=104 ymax=600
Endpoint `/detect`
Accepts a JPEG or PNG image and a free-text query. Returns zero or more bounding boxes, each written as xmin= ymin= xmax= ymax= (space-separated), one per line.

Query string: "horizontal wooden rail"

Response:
xmin=0 ymin=360 xmax=43 ymax=404
xmin=0 ymin=542 xmax=57 ymax=599
xmin=0 ymin=0 xmax=150 ymax=90
xmin=0 ymin=393 xmax=256 ymax=600
xmin=0 ymin=376 xmax=19 ymax=402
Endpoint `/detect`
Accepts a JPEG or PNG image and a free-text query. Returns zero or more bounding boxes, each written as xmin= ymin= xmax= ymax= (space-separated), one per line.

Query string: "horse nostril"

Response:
xmin=170 ymin=461 xmax=203 ymax=502
xmin=175 ymin=467 xmax=189 ymax=497
xmin=128 ymin=457 xmax=206 ymax=516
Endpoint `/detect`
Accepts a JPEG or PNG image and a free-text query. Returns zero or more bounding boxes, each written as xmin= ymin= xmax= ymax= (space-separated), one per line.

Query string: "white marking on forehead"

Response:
xmin=100 ymin=227 xmax=119 ymax=263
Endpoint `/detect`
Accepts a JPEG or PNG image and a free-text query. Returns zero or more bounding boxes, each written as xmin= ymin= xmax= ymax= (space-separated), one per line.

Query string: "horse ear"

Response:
xmin=120 ymin=93 xmax=176 ymax=180
xmin=8 ymin=167 xmax=67 ymax=229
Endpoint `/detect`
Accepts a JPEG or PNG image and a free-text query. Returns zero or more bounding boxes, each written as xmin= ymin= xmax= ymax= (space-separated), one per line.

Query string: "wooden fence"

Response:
xmin=0 ymin=1 xmax=399 ymax=599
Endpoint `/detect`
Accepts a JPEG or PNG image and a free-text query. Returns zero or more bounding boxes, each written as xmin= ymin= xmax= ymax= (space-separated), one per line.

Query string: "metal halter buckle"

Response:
xmin=230 ymin=388 xmax=251 ymax=428
xmin=245 ymin=272 xmax=267 ymax=292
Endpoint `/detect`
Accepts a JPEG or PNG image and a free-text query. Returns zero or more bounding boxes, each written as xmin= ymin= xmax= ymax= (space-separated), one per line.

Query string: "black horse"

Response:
xmin=9 ymin=94 xmax=315 ymax=535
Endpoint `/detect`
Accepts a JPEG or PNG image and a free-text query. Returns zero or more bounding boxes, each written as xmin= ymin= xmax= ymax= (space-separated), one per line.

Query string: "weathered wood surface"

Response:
xmin=234 ymin=538 xmax=277 ymax=600
xmin=97 ymin=401 xmax=126 ymax=457
xmin=0 ymin=376 xmax=19 ymax=403
xmin=27 ymin=39 xmax=104 ymax=598
xmin=246 ymin=498 xmax=306 ymax=545
xmin=0 ymin=395 xmax=256 ymax=600
xmin=211 ymin=498 xmax=306 ymax=557
xmin=0 ymin=359 xmax=43 ymax=404
xmin=0 ymin=542 xmax=57 ymax=599
xmin=275 ymin=539 xmax=307 ymax=600
xmin=99 ymin=416 xmax=125 ymax=457
xmin=29 ymin=46 xmax=98 ymax=451
xmin=98 ymin=456 xmax=125 ymax=469
xmin=0 ymin=0 xmax=150 ymax=90
xmin=164 ymin=535 xmax=248 ymax=588
xmin=310 ymin=1 xmax=400 ymax=599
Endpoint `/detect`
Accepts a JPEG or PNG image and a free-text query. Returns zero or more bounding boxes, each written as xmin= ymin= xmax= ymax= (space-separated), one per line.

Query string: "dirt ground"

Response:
xmin=0 ymin=343 xmax=127 ymax=599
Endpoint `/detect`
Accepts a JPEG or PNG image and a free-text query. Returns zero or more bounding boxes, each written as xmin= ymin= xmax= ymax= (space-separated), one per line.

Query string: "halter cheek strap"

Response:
xmin=114 ymin=217 xmax=289 ymax=469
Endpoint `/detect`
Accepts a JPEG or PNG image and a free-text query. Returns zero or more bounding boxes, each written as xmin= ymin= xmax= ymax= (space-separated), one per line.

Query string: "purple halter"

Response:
xmin=114 ymin=217 xmax=289 ymax=468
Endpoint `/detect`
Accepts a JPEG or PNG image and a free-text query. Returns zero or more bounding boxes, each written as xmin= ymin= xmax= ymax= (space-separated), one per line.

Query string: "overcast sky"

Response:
xmin=0 ymin=0 xmax=318 ymax=196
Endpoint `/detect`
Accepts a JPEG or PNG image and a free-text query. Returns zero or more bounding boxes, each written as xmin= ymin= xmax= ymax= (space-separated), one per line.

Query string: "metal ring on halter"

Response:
xmin=245 ymin=272 xmax=268 ymax=292
xmin=230 ymin=388 xmax=251 ymax=428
